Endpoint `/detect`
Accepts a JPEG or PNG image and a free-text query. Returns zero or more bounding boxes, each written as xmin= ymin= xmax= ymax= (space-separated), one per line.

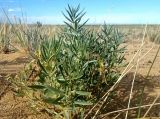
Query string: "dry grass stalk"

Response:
xmin=143 ymin=94 xmax=160 ymax=118
xmin=125 ymin=24 xmax=147 ymax=119
xmin=99 ymin=102 xmax=160 ymax=118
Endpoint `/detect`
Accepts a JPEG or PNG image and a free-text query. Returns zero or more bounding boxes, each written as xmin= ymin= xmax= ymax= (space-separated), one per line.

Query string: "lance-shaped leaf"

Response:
xmin=28 ymin=84 xmax=45 ymax=89
xmin=75 ymin=91 xmax=91 ymax=96
xmin=74 ymin=100 xmax=93 ymax=106
xmin=43 ymin=96 xmax=64 ymax=105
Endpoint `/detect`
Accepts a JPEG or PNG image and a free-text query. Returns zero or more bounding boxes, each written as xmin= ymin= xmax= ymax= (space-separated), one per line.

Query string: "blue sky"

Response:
xmin=0 ymin=0 xmax=160 ymax=24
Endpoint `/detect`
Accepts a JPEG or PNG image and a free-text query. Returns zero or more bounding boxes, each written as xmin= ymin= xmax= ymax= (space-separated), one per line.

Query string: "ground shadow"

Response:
xmin=100 ymin=72 xmax=160 ymax=119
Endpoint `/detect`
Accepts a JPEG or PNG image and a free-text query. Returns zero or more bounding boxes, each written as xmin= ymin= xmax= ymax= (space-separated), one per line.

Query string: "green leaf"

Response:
xmin=64 ymin=21 xmax=74 ymax=30
xmin=38 ymin=73 xmax=47 ymax=83
xmin=62 ymin=12 xmax=72 ymax=23
xmin=28 ymin=84 xmax=45 ymax=89
xmin=41 ymin=45 xmax=48 ymax=61
xmin=79 ymin=19 xmax=89 ymax=29
xmin=66 ymin=6 xmax=74 ymax=21
xmin=75 ymin=91 xmax=91 ymax=96
xmin=74 ymin=101 xmax=93 ymax=106
xmin=44 ymin=86 xmax=64 ymax=96
xmin=43 ymin=96 xmax=64 ymax=104
xmin=82 ymin=60 xmax=97 ymax=71
xmin=57 ymin=78 xmax=68 ymax=85
xmin=37 ymin=59 xmax=48 ymax=75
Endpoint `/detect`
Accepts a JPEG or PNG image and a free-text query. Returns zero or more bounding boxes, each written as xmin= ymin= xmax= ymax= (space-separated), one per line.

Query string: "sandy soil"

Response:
xmin=0 ymin=51 xmax=52 ymax=119
xmin=0 ymin=40 xmax=160 ymax=119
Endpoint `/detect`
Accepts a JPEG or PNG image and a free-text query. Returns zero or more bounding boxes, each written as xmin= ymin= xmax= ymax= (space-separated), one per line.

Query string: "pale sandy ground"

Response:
xmin=124 ymin=40 xmax=160 ymax=76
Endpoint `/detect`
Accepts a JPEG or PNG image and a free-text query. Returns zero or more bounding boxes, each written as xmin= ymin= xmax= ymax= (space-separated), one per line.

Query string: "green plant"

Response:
xmin=10 ymin=5 xmax=125 ymax=119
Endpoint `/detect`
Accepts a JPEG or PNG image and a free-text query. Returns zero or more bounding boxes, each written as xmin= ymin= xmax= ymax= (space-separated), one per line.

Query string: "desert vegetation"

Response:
xmin=0 ymin=4 xmax=160 ymax=119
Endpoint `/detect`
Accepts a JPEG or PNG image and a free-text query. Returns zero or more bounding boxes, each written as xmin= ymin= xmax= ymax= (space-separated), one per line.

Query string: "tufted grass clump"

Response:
xmin=0 ymin=22 xmax=12 ymax=53
xmin=148 ymin=30 xmax=160 ymax=44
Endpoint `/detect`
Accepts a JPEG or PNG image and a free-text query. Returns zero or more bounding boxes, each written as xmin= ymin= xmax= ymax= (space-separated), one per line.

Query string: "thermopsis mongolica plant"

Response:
xmin=10 ymin=4 xmax=126 ymax=119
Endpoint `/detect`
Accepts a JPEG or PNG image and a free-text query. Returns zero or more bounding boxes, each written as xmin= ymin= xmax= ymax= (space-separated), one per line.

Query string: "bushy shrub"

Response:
xmin=10 ymin=5 xmax=125 ymax=119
